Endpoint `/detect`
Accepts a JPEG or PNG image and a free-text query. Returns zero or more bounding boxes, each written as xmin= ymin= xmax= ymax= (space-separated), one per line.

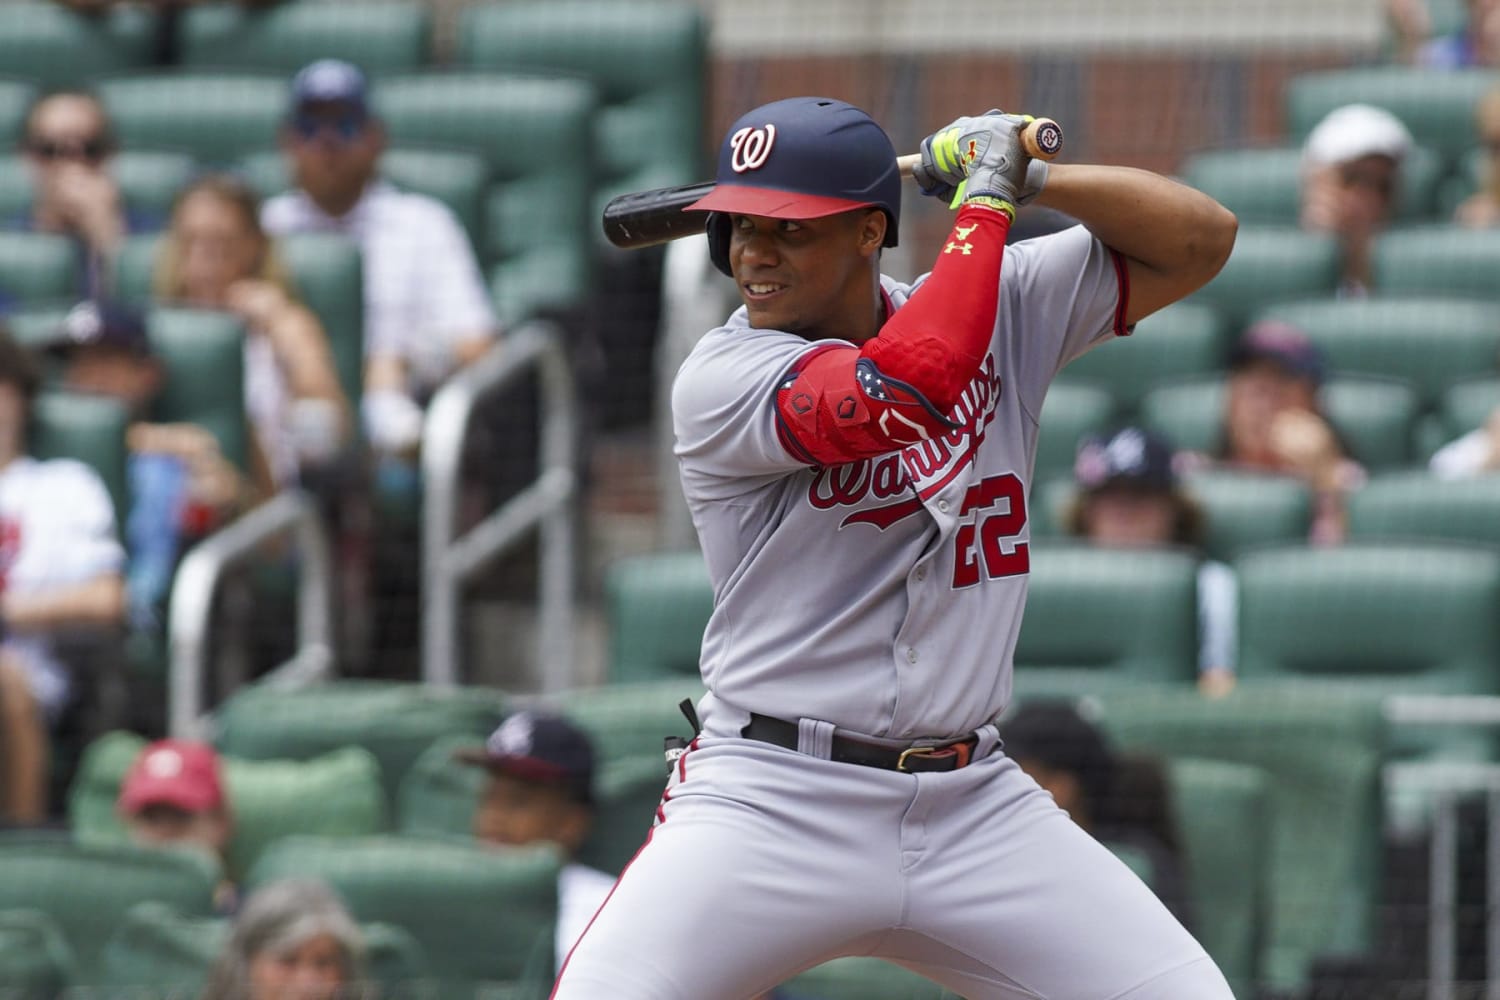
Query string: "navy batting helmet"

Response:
xmin=687 ymin=96 xmax=901 ymax=277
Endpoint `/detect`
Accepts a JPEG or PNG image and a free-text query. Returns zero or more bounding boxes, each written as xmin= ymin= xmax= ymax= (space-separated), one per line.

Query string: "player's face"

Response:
xmin=728 ymin=209 xmax=886 ymax=341
xmin=474 ymin=773 xmax=591 ymax=856
xmin=172 ymin=189 xmax=264 ymax=306
xmin=1082 ymin=486 xmax=1178 ymax=547
xmin=284 ymin=101 xmax=383 ymax=217
xmin=247 ymin=933 xmax=349 ymax=1000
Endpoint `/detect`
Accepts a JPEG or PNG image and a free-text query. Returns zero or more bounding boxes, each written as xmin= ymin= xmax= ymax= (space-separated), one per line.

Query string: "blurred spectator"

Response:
xmin=45 ymin=299 xmax=248 ymax=629
xmin=1430 ymin=406 xmax=1500 ymax=477
xmin=1064 ymin=426 xmax=1236 ymax=697
xmin=0 ymin=326 xmax=125 ymax=822
xmin=1000 ymin=701 xmax=1195 ymax=931
xmin=262 ymin=59 xmax=499 ymax=462
xmin=456 ymin=710 xmax=616 ymax=974
xmin=200 ymin=878 xmax=366 ymax=1000
xmin=1300 ymin=103 xmax=1413 ymax=296
xmin=1205 ymin=320 xmax=1363 ymax=544
xmin=118 ymin=738 xmax=238 ymax=911
xmin=1455 ymin=85 xmax=1500 ymax=228
xmin=154 ymin=174 xmax=351 ymax=494
xmin=1387 ymin=0 xmax=1500 ymax=67
xmin=11 ymin=89 xmax=151 ymax=298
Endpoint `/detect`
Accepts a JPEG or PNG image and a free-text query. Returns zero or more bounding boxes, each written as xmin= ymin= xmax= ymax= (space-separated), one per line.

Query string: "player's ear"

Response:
xmin=857 ymin=208 xmax=886 ymax=257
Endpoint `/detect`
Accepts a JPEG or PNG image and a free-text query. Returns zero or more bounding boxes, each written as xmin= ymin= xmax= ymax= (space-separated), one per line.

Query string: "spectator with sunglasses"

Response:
xmin=13 ymin=89 xmax=155 ymax=298
xmin=1299 ymin=103 xmax=1413 ymax=297
xmin=261 ymin=60 xmax=498 ymax=461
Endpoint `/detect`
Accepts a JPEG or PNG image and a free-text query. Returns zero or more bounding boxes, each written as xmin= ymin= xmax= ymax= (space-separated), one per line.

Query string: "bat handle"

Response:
xmin=895 ymin=116 xmax=1063 ymax=177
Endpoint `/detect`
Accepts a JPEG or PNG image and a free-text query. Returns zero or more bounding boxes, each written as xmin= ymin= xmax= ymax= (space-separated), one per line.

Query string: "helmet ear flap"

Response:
xmin=706 ymin=212 xmax=733 ymax=278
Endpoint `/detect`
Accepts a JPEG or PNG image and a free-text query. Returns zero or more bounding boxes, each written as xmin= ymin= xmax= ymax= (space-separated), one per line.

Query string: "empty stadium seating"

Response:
xmin=146 ymin=306 xmax=251 ymax=472
xmin=0 ymin=2 xmax=154 ymax=90
xmin=605 ymin=550 xmax=714 ymax=683
xmin=1373 ymin=226 xmax=1500 ymax=299
xmin=0 ymin=231 xmax=79 ymax=305
xmin=0 ymin=79 xmax=36 ymax=149
xmin=1190 ymin=226 xmax=1341 ymax=329
xmin=1439 ymin=375 xmax=1500 ymax=441
xmin=1349 ymin=471 xmax=1500 ymax=548
xmin=1035 ymin=380 xmax=1119 ymax=481
xmin=98 ymin=73 xmax=289 ymax=165
xmin=0 ymin=909 xmax=72 ymax=996
xmin=1184 ymin=468 xmax=1313 ymax=561
xmin=278 ymin=231 xmax=365 ymax=412
xmin=557 ymin=677 xmax=707 ymax=763
xmin=30 ymin=390 xmax=131 ymax=525
xmin=1057 ymin=300 xmax=1231 ymax=417
xmin=178 ymin=1 xmax=431 ymax=75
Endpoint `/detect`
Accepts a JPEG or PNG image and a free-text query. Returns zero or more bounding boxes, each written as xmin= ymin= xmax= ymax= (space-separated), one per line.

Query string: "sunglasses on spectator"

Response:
xmin=27 ymin=137 xmax=110 ymax=164
xmin=291 ymin=114 xmax=367 ymax=143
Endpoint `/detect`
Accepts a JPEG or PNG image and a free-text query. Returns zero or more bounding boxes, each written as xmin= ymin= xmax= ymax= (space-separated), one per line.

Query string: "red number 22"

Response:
xmin=951 ymin=473 xmax=1029 ymax=589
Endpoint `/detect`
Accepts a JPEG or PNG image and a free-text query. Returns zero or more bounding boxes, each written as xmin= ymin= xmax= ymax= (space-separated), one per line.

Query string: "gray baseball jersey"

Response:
xmin=675 ymin=224 xmax=1128 ymax=739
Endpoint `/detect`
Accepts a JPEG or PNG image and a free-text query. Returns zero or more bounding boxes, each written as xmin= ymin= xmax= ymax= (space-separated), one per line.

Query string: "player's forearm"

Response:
xmin=1036 ymin=164 xmax=1236 ymax=301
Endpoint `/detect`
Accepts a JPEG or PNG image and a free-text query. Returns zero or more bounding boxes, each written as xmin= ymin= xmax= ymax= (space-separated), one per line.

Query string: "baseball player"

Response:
xmin=552 ymin=98 xmax=1238 ymax=999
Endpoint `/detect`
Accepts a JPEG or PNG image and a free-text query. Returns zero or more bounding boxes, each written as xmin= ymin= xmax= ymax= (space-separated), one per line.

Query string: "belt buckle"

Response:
xmin=896 ymin=740 xmax=973 ymax=773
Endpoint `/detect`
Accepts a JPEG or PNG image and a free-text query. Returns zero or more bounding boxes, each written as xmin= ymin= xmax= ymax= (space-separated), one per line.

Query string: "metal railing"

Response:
xmin=1383 ymin=694 xmax=1500 ymax=1000
xmin=421 ymin=321 xmax=577 ymax=691
xmin=168 ymin=489 xmax=334 ymax=739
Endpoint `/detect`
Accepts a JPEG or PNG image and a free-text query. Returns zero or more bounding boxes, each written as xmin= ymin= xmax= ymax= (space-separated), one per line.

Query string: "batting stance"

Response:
xmin=553 ymin=98 xmax=1239 ymax=999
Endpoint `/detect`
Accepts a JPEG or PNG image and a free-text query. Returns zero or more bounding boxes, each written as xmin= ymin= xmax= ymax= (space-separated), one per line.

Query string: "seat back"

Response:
xmin=1262 ymin=297 xmax=1500 ymax=412
xmin=1094 ymin=684 xmax=1386 ymax=993
xmin=30 ymin=390 xmax=131 ymax=525
xmin=0 ymin=832 xmax=218 ymax=985
xmin=1014 ymin=545 xmax=1200 ymax=686
xmin=1190 ymin=227 xmax=1340 ymax=330
xmin=1035 ymin=380 xmax=1117 ymax=481
xmin=555 ymin=677 xmax=706 ymax=763
xmin=1373 ymin=226 xmax=1500 ymax=299
xmin=575 ymin=755 xmax=667 ymax=876
xmin=99 ymin=72 xmax=289 ymax=164
xmin=0 ymin=79 xmax=37 ymax=150
xmin=1058 ymin=300 xmax=1229 ymax=418
xmin=1183 ymin=468 xmax=1312 ymax=561
xmin=1439 ymin=376 xmax=1500 ymax=440
xmin=179 ymin=1 xmax=430 ymax=73
xmin=146 ymin=306 xmax=250 ymax=472
xmin=214 ymin=679 xmax=507 ymax=808
xmin=0 ymin=3 xmax=154 ymax=89
xmin=605 ymin=550 xmax=714 ymax=683
xmin=279 ymin=232 xmax=364 ymax=413
xmin=0 ymin=908 xmax=73 ymax=997
xmin=247 ymin=835 xmax=559 ymax=993
xmin=70 ymin=730 xmax=388 ymax=882
xmin=1349 ymin=471 xmax=1500 ymax=549
xmin=0 ymin=232 xmax=79 ymax=305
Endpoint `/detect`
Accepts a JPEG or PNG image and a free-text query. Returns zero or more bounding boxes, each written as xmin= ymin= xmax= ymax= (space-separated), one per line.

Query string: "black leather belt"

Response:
xmin=741 ymin=714 xmax=978 ymax=773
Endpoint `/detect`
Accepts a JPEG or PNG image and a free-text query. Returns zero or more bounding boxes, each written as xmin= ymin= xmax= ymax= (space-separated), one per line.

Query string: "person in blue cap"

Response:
xmin=552 ymin=97 xmax=1238 ymax=999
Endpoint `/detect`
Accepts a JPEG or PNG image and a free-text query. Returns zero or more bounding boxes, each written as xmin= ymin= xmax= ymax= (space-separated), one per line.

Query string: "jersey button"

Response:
xmin=915 ymin=566 xmax=928 ymax=582
xmin=937 ymin=500 xmax=950 ymax=513
xmin=906 ymin=647 xmax=918 ymax=664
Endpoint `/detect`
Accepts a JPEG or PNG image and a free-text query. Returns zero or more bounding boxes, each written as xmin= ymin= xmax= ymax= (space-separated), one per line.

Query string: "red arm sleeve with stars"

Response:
xmin=773 ymin=203 xmax=1012 ymax=467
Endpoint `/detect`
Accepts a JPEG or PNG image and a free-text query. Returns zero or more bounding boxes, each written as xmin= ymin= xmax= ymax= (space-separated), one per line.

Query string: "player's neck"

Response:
xmin=832 ymin=282 xmax=887 ymax=346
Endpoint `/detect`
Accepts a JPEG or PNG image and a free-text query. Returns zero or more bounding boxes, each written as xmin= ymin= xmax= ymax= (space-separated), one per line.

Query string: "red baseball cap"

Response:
xmin=118 ymin=740 xmax=227 ymax=815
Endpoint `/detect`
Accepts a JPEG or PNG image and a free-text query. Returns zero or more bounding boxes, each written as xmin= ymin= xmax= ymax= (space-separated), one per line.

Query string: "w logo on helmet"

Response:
xmin=730 ymin=124 xmax=777 ymax=173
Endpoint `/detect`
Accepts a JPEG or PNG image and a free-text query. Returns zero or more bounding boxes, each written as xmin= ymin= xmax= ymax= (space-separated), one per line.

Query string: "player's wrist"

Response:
xmin=961 ymin=195 xmax=1016 ymax=221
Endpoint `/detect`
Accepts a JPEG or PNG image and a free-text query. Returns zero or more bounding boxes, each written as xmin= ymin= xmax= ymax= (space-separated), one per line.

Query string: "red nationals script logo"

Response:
xmin=730 ymin=125 xmax=777 ymax=173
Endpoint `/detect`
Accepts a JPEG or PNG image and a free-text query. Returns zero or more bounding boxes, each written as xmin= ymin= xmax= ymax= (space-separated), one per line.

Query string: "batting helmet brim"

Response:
xmin=685 ymin=182 xmax=877 ymax=221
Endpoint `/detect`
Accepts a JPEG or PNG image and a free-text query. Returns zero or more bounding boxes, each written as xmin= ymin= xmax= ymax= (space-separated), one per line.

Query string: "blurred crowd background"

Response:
xmin=0 ymin=0 xmax=1499 ymax=997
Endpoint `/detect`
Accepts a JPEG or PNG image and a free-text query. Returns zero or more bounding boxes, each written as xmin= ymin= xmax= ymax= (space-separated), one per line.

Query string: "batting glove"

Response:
xmin=914 ymin=112 xmax=1048 ymax=214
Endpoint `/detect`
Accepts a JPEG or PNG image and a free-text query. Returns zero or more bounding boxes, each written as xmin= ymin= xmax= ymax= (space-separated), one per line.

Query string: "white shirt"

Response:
xmin=261 ymin=180 xmax=498 ymax=392
xmin=555 ymin=861 xmax=617 ymax=972
xmin=0 ymin=456 xmax=125 ymax=717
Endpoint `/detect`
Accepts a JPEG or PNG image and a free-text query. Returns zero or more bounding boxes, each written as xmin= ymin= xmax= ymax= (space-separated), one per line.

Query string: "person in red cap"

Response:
xmin=456 ymin=710 xmax=617 ymax=976
xmin=118 ymin=739 xmax=237 ymax=911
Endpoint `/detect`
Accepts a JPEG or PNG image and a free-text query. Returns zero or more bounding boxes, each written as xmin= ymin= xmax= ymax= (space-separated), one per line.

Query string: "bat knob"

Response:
xmin=1021 ymin=118 xmax=1063 ymax=161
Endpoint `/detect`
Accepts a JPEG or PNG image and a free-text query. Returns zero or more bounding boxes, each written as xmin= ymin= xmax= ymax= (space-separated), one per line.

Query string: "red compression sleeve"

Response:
xmin=775 ymin=204 xmax=1012 ymax=467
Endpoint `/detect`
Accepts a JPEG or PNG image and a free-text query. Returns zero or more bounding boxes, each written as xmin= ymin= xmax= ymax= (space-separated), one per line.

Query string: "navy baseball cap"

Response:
xmin=456 ymin=711 xmax=596 ymax=805
xmin=686 ymin=96 xmax=901 ymax=248
xmin=1229 ymin=320 xmax=1327 ymax=386
xmin=45 ymin=299 xmax=151 ymax=359
xmin=289 ymin=59 xmax=369 ymax=117
xmin=1074 ymin=426 xmax=1178 ymax=493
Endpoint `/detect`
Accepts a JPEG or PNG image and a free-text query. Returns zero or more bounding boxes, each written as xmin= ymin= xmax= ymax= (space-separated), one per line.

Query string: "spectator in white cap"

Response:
xmin=1299 ymin=103 xmax=1414 ymax=296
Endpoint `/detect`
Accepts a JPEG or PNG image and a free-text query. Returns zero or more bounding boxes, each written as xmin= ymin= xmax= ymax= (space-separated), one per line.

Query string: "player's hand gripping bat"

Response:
xmin=601 ymin=117 xmax=1062 ymax=251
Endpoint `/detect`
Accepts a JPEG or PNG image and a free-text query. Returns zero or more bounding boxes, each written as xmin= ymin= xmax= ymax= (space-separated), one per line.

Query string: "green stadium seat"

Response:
xmin=0 ymin=3 xmax=155 ymax=90
xmin=1285 ymin=67 xmax=1495 ymax=167
xmin=1182 ymin=468 xmax=1312 ymax=561
xmin=555 ymin=677 xmax=706 ymax=763
xmin=455 ymin=0 xmax=707 ymax=218
xmin=1190 ymin=226 xmax=1340 ymax=329
xmin=70 ymin=729 xmax=387 ymax=881
xmin=1260 ymin=297 xmax=1500 ymax=411
xmin=0 ymin=909 xmax=73 ymax=997
xmin=1058 ymin=300 xmax=1230 ymax=417
xmin=783 ymin=956 xmax=960 ymax=999
xmin=1437 ymin=146 xmax=1486 ymax=218
xmin=395 ymin=734 xmax=483 ymax=841
xmin=0 ymin=79 xmax=37 ymax=150
xmin=1035 ymin=379 xmax=1117 ymax=481
xmin=0 ymin=155 xmax=25 ymax=220
xmin=179 ymin=1 xmax=431 ymax=74
xmin=247 ymin=835 xmax=559 ymax=996
xmin=214 ymin=679 xmax=507 ymax=809
xmin=1373 ymin=225 xmax=1500 ymax=299
xmin=147 ymin=306 xmax=250 ymax=472
xmin=1090 ymin=684 xmax=1386 ymax=993
xmin=1139 ymin=374 xmax=1419 ymax=469
xmin=0 ymin=149 xmax=190 ymax=225
xmin=98 ymin=73 xmax=289 ymax=164
xmin=1168 ymin=757 xmax=1271 ymax=998
xmin=1236 ymin=541 xmax=1500 ymax=696
xmin=100 ymin=900 xmax=429 ymax=997
xmin=31 ymin=390 xmax=131 ymax=525
xmin=1349 ymin=471 xmax=1500 ymax=548
xmin=1181 ymin=144 xmax=1444 ymax=225
xmin=280 ymin=232 xmax=364 ymax=412
xmin=605 ymin=550 xmax=713 ymax=683
xmin=373 ymin=72 xmax=598 ymax=320
xmin=1014 ymin=544 xmax=1200 ymax=690
xmin=0 ymin=232 xmax=79 ymax=304
xmin=575 ymin=755 xmax=666 ymax=876
xmin=1439 ymin=375 xmax=1500 ymax=440
xmin=0 ymin=832 xmax=218 ymax=986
